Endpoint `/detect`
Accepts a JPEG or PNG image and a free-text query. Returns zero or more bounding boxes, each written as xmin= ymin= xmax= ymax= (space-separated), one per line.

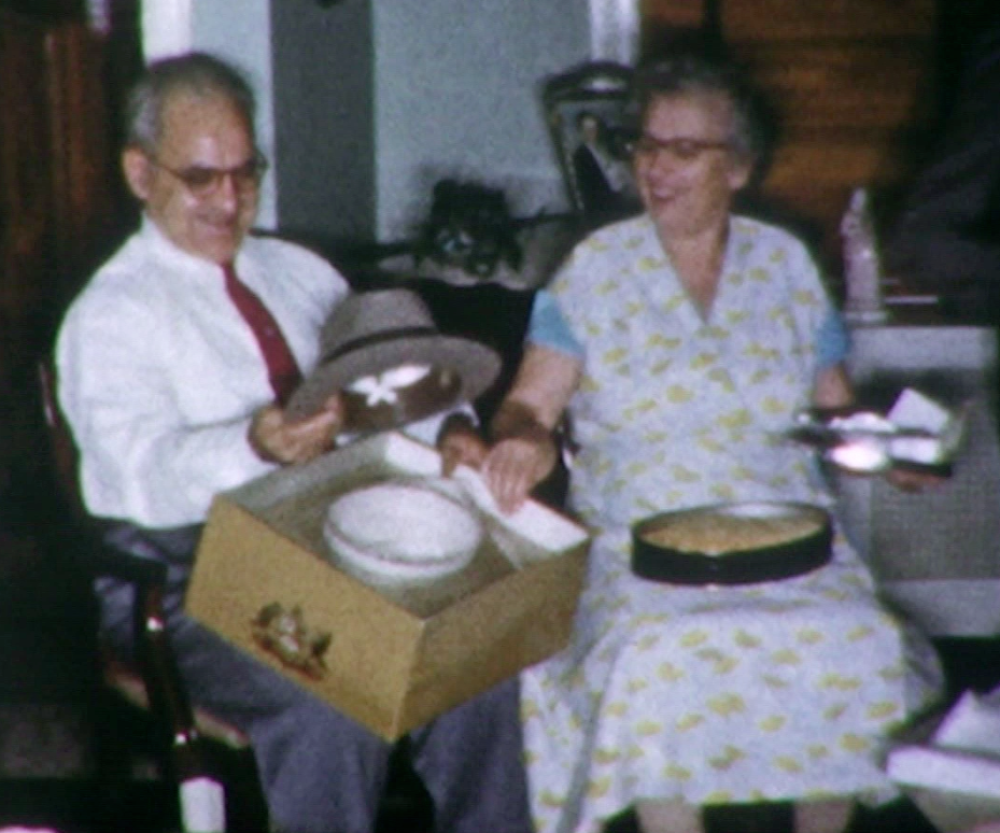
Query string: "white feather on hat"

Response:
xmin=284 ymin=288 xmax=501 ymax=431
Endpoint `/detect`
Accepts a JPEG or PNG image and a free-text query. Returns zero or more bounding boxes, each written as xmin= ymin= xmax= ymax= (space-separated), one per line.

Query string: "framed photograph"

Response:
xmin=542 ymin=61 xmax=641 ymax=221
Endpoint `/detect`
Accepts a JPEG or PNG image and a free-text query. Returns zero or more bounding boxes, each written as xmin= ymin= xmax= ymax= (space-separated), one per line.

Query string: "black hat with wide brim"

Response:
xmin=284 ymin=288 xmax=501 ymax=430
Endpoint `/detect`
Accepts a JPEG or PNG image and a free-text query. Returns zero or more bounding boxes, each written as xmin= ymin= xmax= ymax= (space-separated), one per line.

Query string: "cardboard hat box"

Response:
xmin=185 ymin=431 xmax=590 ymax=741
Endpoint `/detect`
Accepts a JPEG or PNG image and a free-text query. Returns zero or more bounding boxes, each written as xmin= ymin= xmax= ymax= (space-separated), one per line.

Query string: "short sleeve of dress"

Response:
xmin=525 ymin=289 xmax=584 ymax=358
xmin=817 ymin=307 xmax=850 ymax=369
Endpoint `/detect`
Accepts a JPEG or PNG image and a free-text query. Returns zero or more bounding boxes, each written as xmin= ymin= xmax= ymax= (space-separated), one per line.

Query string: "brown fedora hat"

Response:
xmin=284 ymin=288 xmax=501 ymax=430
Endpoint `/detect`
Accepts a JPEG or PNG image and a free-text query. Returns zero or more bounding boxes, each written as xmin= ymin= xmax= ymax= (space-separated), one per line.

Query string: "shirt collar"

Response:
xmin=138 ymin=214 xmax=243 ymax=278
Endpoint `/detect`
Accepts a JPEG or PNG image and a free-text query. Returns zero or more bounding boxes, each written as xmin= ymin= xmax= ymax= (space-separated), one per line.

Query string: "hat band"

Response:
xmin=322 ymin=326 xmax=440 ymax=364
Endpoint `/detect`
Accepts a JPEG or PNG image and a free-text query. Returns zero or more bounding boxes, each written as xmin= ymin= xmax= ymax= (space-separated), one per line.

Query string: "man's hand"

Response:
xmin=437 ymin=413 xmax=489 ymax=476
xmin=249 ymin=394 xmax=345 ymax=465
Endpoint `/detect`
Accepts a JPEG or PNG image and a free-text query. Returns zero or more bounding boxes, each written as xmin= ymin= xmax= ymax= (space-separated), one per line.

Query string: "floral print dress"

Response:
xmin=519 ymin=215 xmax=942 ymax=833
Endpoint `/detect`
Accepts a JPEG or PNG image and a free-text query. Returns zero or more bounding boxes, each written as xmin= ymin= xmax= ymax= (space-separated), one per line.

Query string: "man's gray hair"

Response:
xmin=124 ymin=52 xmax=257 ymax=152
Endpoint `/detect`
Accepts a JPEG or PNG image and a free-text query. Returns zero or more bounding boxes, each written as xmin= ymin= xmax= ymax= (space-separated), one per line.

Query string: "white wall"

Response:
xmin=372 ymin=0 xmax=590 ymax=241
xmin=191 ymin=0 xmax=277 ymax=228
xmin=269 ymin=0 xmax=375 ymax=245
xmin=589 ymin=0 xmax=641 ymax=63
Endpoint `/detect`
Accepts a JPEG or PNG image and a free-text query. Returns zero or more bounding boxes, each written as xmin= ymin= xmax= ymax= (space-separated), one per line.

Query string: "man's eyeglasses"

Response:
xmin=149 ymin=151 xmax=269 ymax=197
xmin=630 ymin=135 xmax=732 ymax=162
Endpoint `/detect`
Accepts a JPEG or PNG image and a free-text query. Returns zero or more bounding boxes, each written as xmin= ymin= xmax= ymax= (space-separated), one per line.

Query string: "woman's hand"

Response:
xmin=477 ymin=344 xmax=582 ymax=513
xmin=812 ymin=365 xmax=948 ymax=494
xmin=480 ymin=400 xmax=560 ymax=514
xmin=249 ymin=393 xmax=344 ymax=464
xmin=884 ymin=466 xmax=948 ymax=494
xmin=812 ymin=363 xmax=855 ymax=411
xmin=434 ymin=408 xmax=556 ymax=512
xmin=482 ymin=430 xmax=558 ymax=514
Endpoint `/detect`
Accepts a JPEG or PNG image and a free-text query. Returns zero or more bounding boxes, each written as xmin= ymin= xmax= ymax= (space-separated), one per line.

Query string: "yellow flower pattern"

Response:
xmin=676 ymin=713 xmax=705 ymax=731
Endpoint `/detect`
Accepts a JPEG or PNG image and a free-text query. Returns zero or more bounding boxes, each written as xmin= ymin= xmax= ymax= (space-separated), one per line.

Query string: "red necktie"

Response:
xmin=222 ymin=262 xmax=303 ymax=406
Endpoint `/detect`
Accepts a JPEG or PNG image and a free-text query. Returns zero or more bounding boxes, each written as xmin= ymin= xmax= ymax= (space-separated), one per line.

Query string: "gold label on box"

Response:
xmin=251 ymin=601 xmax=331 ymax=679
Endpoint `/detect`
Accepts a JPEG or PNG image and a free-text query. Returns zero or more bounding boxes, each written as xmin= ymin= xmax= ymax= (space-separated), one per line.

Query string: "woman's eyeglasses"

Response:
xmin=630 ymin=135 xmax=732 ymax=162
xmin=149 ymin=151 xmax=269 ymax=197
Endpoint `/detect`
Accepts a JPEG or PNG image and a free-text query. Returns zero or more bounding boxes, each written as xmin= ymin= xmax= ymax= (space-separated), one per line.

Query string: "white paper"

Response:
xmin=452 ymin=465 xmax=589 ymax=555
xmin=142 ymin=0 xmax=194 ymax=62
xmin=935 ymin=688 xmax=1000 ymax=757
xmin=889 ymin=435 xmax=945 ymax=464
xmin=887 ymin=745 xmax=1000 ymax=798
xmin=889 ymin=388 xmax=951 ymax=433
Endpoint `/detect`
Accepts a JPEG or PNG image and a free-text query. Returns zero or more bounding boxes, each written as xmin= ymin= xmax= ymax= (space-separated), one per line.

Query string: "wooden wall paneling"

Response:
xmin=45 ymin=21 xmax=118 ymax=313
xmin=737 ymin=41 xmax=938 ymax=131
xmin=640 ymin=0 xmax=706 ymax=30
xmin=718 ymin=0 xmax=939 ymax=276
xmin=756 ymin=120 xmax=936 ymax=268
xmin=0 ymin=10 xmax=127 ymax=518
xmin=0 ymin=11 xmax=55 ymax=349
xmin=640 ymin=0 xmax=708 ymax=55
xmin=752 ymin=131 xmax=916 ymax=257
xmin=765 ymin=130 xmax=917 ymax=192
xmin=721 ymin=0 xmax=936 ymax=41
xmin=0 ymin=9 xmax=58 ymax=507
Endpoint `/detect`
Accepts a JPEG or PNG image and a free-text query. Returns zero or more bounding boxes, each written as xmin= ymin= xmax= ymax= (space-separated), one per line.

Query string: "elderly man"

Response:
xmin=56 ymin=52 xmax=530 ymax=833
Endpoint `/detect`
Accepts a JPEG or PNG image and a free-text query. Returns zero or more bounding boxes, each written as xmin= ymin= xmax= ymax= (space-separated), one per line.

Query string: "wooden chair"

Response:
xmin=36 ymin=358 xmax=254 ymax=832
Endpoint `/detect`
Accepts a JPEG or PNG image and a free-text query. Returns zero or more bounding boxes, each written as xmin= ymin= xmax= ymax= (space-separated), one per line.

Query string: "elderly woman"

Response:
xmin=476 ymin=44 xmax=943 ymax=833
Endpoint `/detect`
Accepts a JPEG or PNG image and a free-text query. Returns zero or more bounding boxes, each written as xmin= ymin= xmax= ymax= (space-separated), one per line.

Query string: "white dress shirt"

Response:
xmin=56 ymin=218 xmax=350 ymax=528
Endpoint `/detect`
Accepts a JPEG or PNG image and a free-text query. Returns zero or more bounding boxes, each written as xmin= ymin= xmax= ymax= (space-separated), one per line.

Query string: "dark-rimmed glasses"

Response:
xmin=149 ymin=151 xmax=269 ymax=197
xmin=631 ymin=135 xmax=732 ymax=163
